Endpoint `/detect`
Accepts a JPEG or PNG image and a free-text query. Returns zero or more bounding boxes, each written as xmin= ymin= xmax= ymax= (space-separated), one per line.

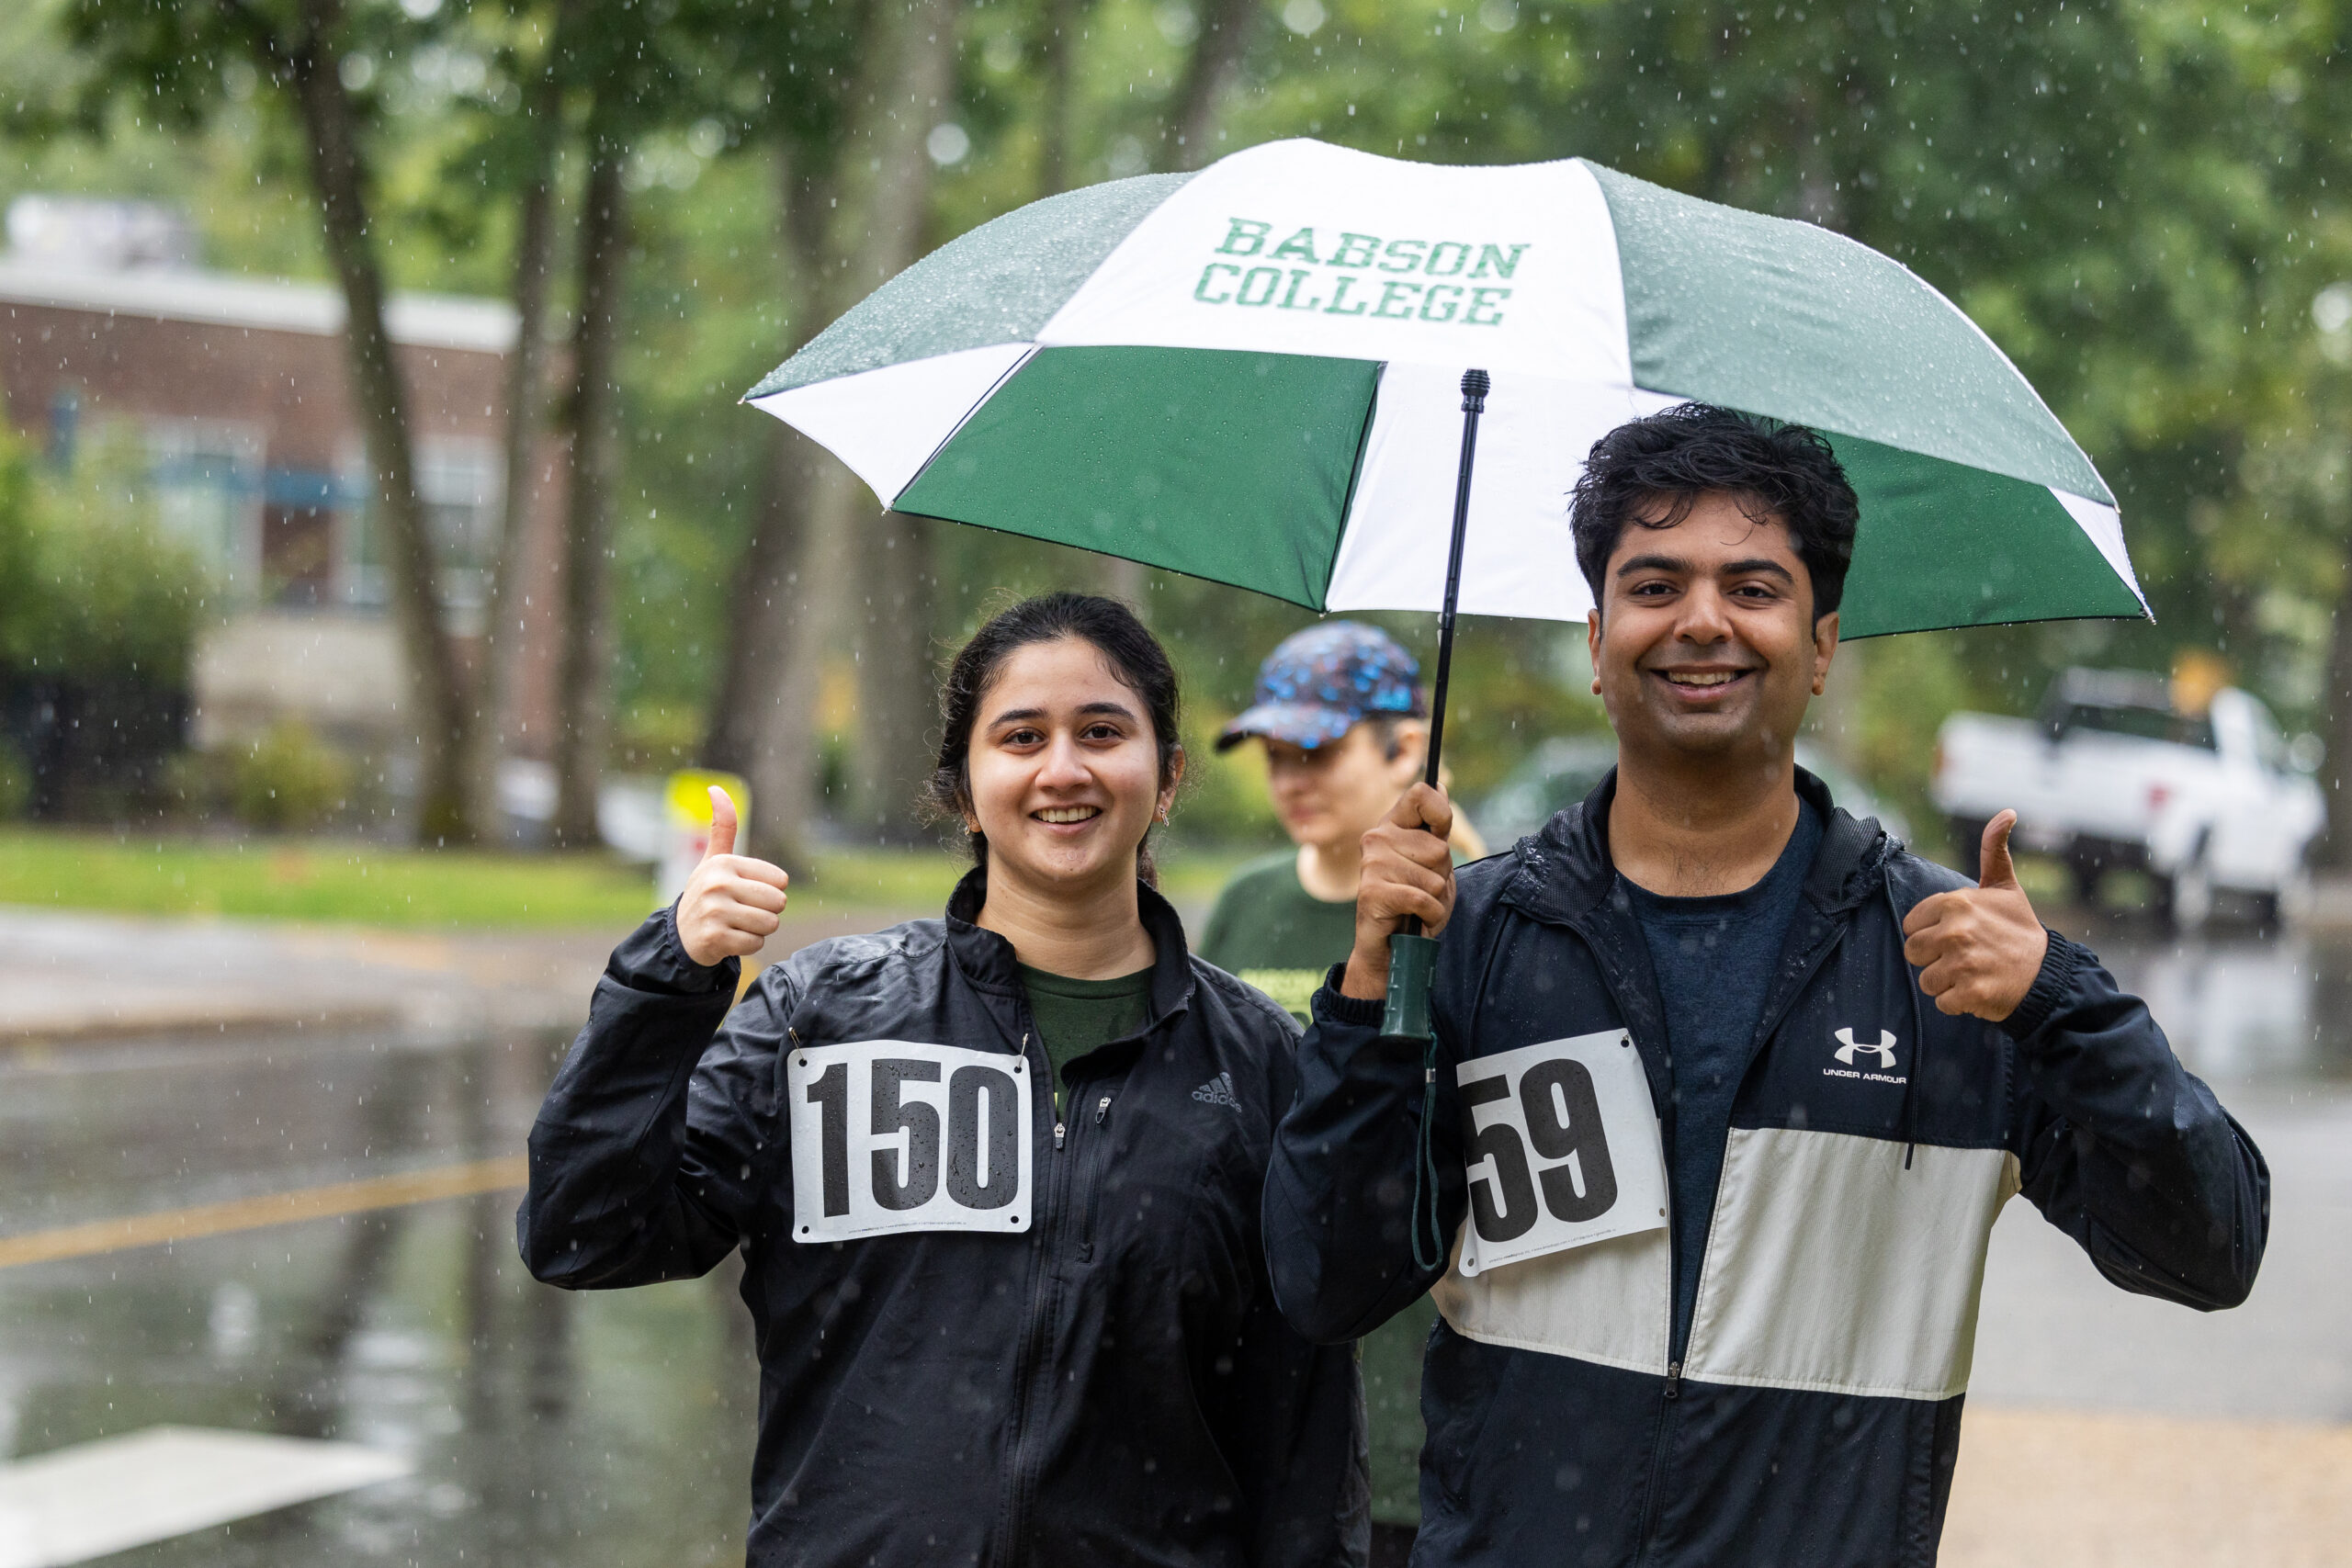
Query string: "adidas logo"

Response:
xmin=1191 ymin=1071 xmax=1240 ymax=1109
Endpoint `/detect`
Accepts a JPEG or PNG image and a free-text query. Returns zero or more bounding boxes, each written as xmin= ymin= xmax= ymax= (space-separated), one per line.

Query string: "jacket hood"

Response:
xmin=1498 ymin=764 xmax=1895 ymax=928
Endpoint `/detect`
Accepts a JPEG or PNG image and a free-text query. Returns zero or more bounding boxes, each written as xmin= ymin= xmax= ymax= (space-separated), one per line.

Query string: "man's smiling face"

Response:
xmin=1586 ymin=490 xmax=1839 ymax=768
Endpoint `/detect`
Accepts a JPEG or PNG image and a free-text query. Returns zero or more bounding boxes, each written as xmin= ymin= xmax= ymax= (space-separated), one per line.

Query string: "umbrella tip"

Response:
xmin=1460 ymin=368 xmax=1490 ymax=406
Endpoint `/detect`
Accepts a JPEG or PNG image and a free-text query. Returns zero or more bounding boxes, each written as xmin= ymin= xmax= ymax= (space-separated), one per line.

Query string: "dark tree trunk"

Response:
xmin=1168 ymin=0 xmax=1255 ymax=171
xmin=2317 ymin=588 xmax=2352 ymax=870
xmin=468 ymin=9 xmax=569 ymax=842
xmin=287 ymin=0 xmax=473 ymax=842
xmin=852 ymin=511 xmax=941 ymax=841
xmin=1038 ymin=0 xmax=1079 ymax=194
xmin=698 ymin=148 xmax=838 ymax=869
xmin=551 ymin=142 xmax=628 ymax=849
xmin=845 ymin=0 xmax=962 ymax=842
xmin=698 ymin=0 xmax=963 ymax=852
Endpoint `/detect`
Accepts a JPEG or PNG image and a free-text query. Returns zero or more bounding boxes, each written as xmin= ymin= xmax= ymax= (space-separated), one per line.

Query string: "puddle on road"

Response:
xmin=2083 ymin=919 xmax=2352 ymax=1086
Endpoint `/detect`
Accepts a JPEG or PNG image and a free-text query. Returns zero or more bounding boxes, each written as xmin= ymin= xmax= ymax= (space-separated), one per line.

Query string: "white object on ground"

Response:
xmin=0 ymin=1425 xmax=410 ymax=1568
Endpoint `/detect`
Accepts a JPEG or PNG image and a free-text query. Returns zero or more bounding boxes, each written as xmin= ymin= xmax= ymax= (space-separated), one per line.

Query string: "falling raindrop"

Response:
xmin=1105 ymin=135 xmax=1148 ymax=178
xmin=926 ymin=123 xmax=971 ymax=167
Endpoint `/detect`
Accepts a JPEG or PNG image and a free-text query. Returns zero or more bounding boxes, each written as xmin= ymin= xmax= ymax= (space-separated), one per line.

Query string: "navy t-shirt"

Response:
xmin=1620 ymin=799 xmax=1824 ymax=1358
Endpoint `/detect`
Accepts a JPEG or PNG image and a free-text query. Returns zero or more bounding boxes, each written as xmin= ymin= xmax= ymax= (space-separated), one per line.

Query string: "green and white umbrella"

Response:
xmin=744 ymin=138 xmax=2144 ymax=637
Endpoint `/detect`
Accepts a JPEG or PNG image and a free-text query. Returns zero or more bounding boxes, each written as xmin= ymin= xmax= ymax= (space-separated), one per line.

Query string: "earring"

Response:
xmin=1156 ymin=806 xmax=1170 ymax=824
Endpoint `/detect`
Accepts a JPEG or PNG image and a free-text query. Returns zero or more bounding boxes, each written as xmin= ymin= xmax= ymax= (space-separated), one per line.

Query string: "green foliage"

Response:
xmin=1174 ymin=709 xmax=1283 ymax=844
xmin=0 ymin=739 xmax=29 ymax=820
xmin=0 ymin=425 xmax=210 ymax=690
xmin=0 ymin=824 xmax=668 ymax=926
xmin=1849 ymin=633 xmax=1983 ymax=852
xmin=13 ymin=0 xmax=2352 ymax=842
xmin=0 ymin=822 xmax=1259 ymax=928
xmin=227 ymin=718 xmax=356 ymax=832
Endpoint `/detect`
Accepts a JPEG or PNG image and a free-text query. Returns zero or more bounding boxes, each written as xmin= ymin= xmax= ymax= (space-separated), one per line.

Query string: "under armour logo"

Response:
xmin=1191 ymin=1071 xmax=1240 ymax=1109
xmin=1834 ymin=1028 xmax=1898 ymax=1070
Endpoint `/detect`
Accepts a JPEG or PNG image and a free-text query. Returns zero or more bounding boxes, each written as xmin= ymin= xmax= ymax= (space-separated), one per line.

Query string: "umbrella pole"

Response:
xmin=1380 ymin=368 xmax=1489 ymax=1047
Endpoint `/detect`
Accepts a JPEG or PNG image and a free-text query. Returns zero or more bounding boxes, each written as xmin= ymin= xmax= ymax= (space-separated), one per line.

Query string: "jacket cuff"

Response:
xmin=1999 ymin=929 xmax=2085 ymax=1042
xmin=606 ymin=901 xmax=741 ymax=997
xmin=1311 ymin=962 xmax=1387 ymax=1028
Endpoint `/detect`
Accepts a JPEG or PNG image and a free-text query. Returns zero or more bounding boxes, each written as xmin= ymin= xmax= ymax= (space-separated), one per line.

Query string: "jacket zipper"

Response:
xmin=993 ymin=1028 xmax=1063 ymax=1568
xmin=1566 ymin=900 xmax=1854 ymax=1565
xmin=1075 ymin=1092 xmax=1113 ymax=1262
xmin=992 ymin=1020 xmax=1110 ymax=1568
xmin=1630 ymin=1258 xmax=1679 ymax=1561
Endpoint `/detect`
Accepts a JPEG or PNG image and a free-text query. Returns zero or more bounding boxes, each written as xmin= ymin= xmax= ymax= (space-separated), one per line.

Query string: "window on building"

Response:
xmin=146 ymin=422 xmax=263 ymax=596
xmin=338 ymin=438 xmax=506 ymax=628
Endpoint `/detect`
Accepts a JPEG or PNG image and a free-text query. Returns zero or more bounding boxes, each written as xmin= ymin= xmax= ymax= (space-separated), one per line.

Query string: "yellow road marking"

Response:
xmin=0 ymin=1156 xmax=529 ymax=1270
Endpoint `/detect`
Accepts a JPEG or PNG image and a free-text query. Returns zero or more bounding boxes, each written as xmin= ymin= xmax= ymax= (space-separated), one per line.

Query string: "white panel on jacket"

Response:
xmin=1681 ymin=1128 xmax=2020 ymax=1401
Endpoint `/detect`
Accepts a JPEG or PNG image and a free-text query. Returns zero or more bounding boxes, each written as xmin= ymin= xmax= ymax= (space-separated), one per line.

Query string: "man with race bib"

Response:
xmin=521 ymin=593 xmax=1363 ymax=1567
xmin=1263 ymin=405 xmax=2269 ymax=1566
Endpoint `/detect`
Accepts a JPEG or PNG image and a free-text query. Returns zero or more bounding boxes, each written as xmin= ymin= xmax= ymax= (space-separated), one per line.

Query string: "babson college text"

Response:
xmin=1195 ymin=218 xmax=1530 ymax=324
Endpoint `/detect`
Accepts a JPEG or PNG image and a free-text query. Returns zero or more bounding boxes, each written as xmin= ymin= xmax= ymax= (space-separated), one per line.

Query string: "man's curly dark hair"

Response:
xmin=1568 ymin=403 xmax=1860 ymax=621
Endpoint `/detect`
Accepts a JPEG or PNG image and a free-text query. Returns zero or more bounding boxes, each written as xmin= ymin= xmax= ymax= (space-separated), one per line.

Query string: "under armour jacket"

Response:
xmin=1262 ymin=769 xmax=2267 ymax=1568
xmin=519 ymin=870 xmax=1366 ymax=1568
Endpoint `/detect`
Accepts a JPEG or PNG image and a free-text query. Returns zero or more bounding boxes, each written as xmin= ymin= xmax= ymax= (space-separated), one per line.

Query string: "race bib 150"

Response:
xmin=786 ymin=1040 xmax=1034 ymax=1244
xmin=1455 ymin=1030 xmax=1668 ymax=1277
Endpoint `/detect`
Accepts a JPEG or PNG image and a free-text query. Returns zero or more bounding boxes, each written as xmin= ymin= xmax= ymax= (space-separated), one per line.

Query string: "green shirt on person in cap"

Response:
xmin=1197 ymin=852 xmax=1438 ymax=1530
xmin=1195 ymin=851 xmax=1359 ymax=1024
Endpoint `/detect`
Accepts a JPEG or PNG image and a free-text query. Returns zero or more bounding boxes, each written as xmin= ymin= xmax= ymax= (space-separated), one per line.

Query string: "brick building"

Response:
xmin=0 ymin=196 xmax=566 ymax=788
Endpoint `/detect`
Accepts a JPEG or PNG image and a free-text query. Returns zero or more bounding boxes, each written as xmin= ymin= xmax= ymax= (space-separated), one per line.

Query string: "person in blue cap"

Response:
xmin=1198 ymin=620 xmax=1483 ymax=1568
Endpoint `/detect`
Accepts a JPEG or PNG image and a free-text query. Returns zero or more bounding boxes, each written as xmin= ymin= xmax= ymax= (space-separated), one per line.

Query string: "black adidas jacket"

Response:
xmin=1263 ymin=769 xmax=2267 ymax=1567
xmin=519 ymin=871 xmax=1365 ymax=1568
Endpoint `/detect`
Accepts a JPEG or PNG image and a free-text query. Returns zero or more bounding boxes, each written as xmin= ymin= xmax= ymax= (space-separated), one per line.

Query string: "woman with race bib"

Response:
xmin=518 ymin=592 xmax=1364 ymax=1568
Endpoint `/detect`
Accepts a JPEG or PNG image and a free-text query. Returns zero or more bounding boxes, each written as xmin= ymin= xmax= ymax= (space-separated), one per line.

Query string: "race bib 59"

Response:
xmin=1455 ymin=1030 xmax=1668 ymax=1277
xmin=786 ymin=1041 xmax=1034 ymax=1244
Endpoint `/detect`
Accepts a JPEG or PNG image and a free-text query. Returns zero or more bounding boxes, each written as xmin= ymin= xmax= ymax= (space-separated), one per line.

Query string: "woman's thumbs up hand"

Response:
xmin=1899 ymin=809 xmax=2050 ymax=1021
xmin=676 ymin=786 xmax=791 ymax=968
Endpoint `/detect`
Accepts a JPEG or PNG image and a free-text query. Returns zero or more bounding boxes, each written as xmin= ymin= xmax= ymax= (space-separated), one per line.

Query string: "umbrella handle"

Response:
xmin=1379 ymin=367 xmax=1488 ymax=1048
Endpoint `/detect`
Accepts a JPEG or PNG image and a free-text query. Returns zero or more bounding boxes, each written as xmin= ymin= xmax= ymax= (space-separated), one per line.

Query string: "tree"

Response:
xmin=465 ymin=0 xmax=576 ymax=842
xmin=1167 ymin=0 xmax=1256 ymax=170
xmin=694 ymin=0 xmax=966 ymax=852
xmin=550 ymin=126 xmax=628 ymax=846
xmin=55 ymin=0 xmax=485 ymax=841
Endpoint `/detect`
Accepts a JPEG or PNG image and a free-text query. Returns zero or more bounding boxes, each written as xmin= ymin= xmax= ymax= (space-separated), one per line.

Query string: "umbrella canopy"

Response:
xmin=745 ymin=139 xmax=2144 ymax=638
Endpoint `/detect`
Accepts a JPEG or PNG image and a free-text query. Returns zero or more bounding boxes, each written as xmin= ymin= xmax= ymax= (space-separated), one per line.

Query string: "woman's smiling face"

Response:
xmin=965 ymin=636 xmax=1181 ymax=897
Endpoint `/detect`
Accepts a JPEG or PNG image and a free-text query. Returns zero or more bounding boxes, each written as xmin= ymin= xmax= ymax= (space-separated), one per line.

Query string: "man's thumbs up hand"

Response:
xmin=1900 ymin=810 xmax=2049 ymax=1021
xmin=676 ymin=786 xmax=790 ymax=968
xmin=1976 ymin=808 xmax=2022 ymax=893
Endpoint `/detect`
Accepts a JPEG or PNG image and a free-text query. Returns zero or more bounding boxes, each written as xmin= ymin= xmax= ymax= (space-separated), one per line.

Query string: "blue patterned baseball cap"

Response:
xmin=1216 ymin=622 xmax=1426 ymax=751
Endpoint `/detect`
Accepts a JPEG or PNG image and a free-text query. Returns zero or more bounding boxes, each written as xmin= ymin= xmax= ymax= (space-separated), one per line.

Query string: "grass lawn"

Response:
xmin=0 ymin=826 xmax=1274 ymax=929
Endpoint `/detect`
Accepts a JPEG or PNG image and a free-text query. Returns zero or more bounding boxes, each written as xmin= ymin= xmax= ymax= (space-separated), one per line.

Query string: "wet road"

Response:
xmin=0 ymin=913 xmax=2346 ymax=1564
xmin=0 ymin=1027 xmax=759 ymax=1566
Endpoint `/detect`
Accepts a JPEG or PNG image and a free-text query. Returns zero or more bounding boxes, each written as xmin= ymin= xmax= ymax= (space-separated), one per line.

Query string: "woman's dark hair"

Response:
xmin=925 ymin=592 xmax=1184 ymax=885
xmin=1568 ymin=402 xmax=1859 ymax=620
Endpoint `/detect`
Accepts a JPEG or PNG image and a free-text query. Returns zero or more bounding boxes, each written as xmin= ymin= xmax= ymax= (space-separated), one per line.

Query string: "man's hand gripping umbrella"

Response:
xmin=1360 ymin=367 xmax=1487 ymax=1274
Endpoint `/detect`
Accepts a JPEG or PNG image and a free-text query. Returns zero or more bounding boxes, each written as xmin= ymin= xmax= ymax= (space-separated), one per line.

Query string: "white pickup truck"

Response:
xmin=1931 ymin=669 xmax=2323 ymax=928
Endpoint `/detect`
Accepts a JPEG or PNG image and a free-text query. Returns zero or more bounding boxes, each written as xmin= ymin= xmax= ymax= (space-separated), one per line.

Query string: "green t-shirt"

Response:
xmin=1194 ymin=851 xmax=1438 ymax=1529
xmin=1017 ymin=964 xmax=1154 ymax=1106
xmin=1195 ymin=851 xmax=1360 ymax=1023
